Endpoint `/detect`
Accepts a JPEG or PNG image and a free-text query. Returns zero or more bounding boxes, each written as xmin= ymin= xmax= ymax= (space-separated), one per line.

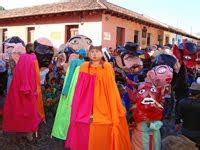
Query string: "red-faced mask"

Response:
xmin=173 ymin=42 xmax=197 ymax=70
xmin=132 ymin=82 xmax=163 ymax=123
xmin=182 ymin=48 xmax=197 ymax=69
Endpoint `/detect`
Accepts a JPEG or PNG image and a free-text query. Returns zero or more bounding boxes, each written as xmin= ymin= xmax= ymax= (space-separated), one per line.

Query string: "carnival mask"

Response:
xmin=173 ymin=42 xmax=197 ymax=70
xmin=66 ymin=35 xmax=92 ymax=53
xmin=34 ymin=38 xmax=54 ymax=68
xmin=145 ymin=65 xmax=173 ymax=97
xmin=131 ymin=82 xmax=163 ymax=122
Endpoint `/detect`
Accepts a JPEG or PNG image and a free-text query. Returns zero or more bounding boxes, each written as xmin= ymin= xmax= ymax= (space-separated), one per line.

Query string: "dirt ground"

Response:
xmin=0 ymin=108 xmax=66 ymax=150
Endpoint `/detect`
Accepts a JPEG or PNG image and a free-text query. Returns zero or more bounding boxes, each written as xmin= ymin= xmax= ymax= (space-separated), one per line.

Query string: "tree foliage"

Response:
xmin=0 ymin=6 xmax=5 ymax=11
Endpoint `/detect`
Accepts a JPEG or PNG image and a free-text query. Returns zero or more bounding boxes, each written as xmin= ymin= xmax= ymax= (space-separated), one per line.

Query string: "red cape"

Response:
xmin=3 ymin=54 xmax=42 ymax=132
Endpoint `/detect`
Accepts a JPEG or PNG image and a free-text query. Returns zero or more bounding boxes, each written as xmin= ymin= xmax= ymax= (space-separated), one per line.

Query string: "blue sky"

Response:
xmin=109 ymin=0 xmax=200 ymax=36
xmin=1 ymin=0 xmax=200 ymax=36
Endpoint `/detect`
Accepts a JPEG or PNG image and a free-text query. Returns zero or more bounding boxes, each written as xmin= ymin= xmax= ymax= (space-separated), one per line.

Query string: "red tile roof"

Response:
xmin=0 ymin=1 xmax=104 ymax=19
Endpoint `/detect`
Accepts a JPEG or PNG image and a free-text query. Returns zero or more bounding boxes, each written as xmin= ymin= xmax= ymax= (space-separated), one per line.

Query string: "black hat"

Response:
xmin=124 ymin=42 xmax=144 ymax=56
xmin=3 ymin=36 xmax=25 ymax=47
xmin=178 ymin=42 xmax=197 ymax=54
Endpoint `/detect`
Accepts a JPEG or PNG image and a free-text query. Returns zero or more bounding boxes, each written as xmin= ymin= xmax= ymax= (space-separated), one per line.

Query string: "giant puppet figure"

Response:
xmin=2 ymin=53 xmax=44 ymax=140
xmin=34 ymin=37 xmax=54 ymax=68
xmin=172 ymin=41 xmax=200 ymax=126
xmin=64 ymin=35 xmax=92 ymax=62
xmin=33 ymin=38 xmax=57 ymax=113
xmin=0 ymin=54 xmax=7 ymax=129
xmin=113 ymin=42 xmax=146 ymax=111
xmin=1 ymin=37 xmax=26 ymax=129
xmin=129 ymin=81 xmax=163 ymax=150
xmin=3 ymin=36 xmax=26 ymax=91
xmin=128 ymin=65 xmax=173 ymax=150
xmin=172 ymin=41 xmax=199 ymax=99
xmin=65 ymin=45 xmax=131 ymax=150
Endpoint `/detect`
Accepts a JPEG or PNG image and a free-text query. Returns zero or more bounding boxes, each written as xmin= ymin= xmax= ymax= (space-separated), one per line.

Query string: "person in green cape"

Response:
xmin=51 ymin=48 xmax=87 ymax=140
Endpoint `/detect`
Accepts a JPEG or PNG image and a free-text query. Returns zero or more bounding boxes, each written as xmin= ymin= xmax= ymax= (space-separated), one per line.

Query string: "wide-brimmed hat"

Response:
xmin=189 ymin=82 xmax=200 ymax=91
xmin=123 ymin=42 xmax=144 ymax=56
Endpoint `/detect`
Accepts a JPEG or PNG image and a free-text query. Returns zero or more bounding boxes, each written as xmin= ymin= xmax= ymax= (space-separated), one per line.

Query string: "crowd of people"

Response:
xmin=0 ymin=35 xmax=199 ymax=150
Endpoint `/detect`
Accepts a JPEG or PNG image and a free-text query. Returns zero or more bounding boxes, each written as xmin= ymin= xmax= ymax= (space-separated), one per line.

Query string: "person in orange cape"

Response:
xmin=65 ymin=45 xmax=131 ymax=150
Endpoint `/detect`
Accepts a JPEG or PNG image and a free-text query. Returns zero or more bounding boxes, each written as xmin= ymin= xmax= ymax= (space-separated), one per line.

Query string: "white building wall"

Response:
xmin=79 ymin=21 xmax=102 ymax=46
xmin=0 ymin=21 xmax=102 ymax=48
xmin=35 ymin=24 xmax=65 ymax=48
xmin=7 ymin=26 xmax=27 ymax=43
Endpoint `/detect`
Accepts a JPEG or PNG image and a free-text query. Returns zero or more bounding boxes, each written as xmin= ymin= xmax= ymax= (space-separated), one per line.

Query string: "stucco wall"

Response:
xmin=79 ymin=21 xmax=102 ymax=46
xmin=102 ymin=14 xmax=162 ymax=49
xmin=0 ymin=13 xmax=102 ymax=48
xmin=6 ymin=26 xmax=27 ymax=43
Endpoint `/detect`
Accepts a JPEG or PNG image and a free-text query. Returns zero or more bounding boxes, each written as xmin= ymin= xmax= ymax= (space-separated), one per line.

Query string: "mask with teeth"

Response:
xmin=128 ymin=82 xmax=163 ymax=122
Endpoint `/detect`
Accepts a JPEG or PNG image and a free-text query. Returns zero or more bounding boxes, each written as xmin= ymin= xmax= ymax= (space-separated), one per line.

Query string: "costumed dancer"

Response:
xmin=172 ymin=41 xmax=199 ymax=125
xmin=3 ymin=53 xmax=43 ymax=141
xmin=65 ymin=45 xmax=131 ymax=150
xmin=0 ymin=53 xmax=7 ymax=130
xmin=51 ymin=48 xmax=87 ymax=140
xmin=128 ymin=65 xmax=173 ymax=150
xmin=3 ymin=36 xmax=25 ymax=92
xmin=129 ymin=81 xmax=163 ymax=150
xmin=34 ymin=38 xmax=55 ymax=117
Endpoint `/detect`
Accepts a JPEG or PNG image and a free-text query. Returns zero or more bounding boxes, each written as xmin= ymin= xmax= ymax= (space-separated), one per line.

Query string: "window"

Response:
xmin=27 ymin=27 xmax=35 ymax=43
xmin=116 ymin=27 xmax=125 ymax=47
xmin=142 ymin=27 xmax=147 ymax=38
xmin=2 ymin=29 xmax=7 ymax=53
xmin=147 ymin=33 xmax=151 ymax=46
xmin=172 ymin=38 xmax=175 ymax=44
xmin=158 ymin=35 xmax=163 ymax=45
xmin=165 ymin=36 xmax=169 ymax=45
xmin=65 ymin=25 xmax=79 ymax=43
xmin=134 ymin=30 xmax=139 ymax=43
xmin=2 ymin=28 xmax=7 ymax=42
xmin=70 ymin=28 xmax=79 ymax=37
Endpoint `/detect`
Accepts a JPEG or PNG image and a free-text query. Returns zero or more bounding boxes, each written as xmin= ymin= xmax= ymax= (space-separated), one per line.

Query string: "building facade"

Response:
xmin=0 ymin=0 xmax=199 ymax=49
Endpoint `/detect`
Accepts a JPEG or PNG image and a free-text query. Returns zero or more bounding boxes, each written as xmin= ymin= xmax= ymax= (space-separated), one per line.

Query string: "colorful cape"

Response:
xmin=34 ymin=60 xmax=45 ymax=121
xmin=132 ymin=121 xmax=162 ymax=150
xmin=3 ymin=54 xmax=42 ymax=132
xmin=62 ymin=59 xmax=84 ymax=96
xmin=65 ymin=62 xmax=131 ymax=150
xmin=51 ymin=59 xmax=84 ymax=140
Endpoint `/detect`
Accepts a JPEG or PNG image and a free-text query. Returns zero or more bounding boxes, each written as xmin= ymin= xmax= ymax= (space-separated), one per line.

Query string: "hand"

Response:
xmin=175 ymin=123 xmax=182 ymax=131
xmin=90 ymin=115 xmax=93 ymax=123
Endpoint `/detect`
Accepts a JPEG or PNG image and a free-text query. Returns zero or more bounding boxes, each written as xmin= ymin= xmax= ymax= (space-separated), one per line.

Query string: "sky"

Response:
xmin=1 ymin=0 xmax=200 ymax=37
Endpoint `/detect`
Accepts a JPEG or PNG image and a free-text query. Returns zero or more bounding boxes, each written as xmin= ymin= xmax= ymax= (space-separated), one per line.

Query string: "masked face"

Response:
xmin=34 ymin=40 xmax=54 ymax=68
xmin=133 ymin=82 xmax=163 ymax=122
xmin=182 ymin=48 xmax=197 ymax=69
xmin=145 ymin=65 xmax=173 ymax=97
xmin=66 ymin=35 xmax=92 ymax=52
xmin=116 ymin=53 xmax=143 ymax=73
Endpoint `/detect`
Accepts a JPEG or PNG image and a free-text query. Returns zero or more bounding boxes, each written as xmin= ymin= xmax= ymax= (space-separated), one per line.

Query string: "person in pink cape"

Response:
xmin=3 ymin=53 xmax=42 ymax=140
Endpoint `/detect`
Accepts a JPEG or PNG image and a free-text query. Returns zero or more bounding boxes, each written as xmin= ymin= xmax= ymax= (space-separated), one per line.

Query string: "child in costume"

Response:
xmin=65 ymin=45 xmax=131 ymax=150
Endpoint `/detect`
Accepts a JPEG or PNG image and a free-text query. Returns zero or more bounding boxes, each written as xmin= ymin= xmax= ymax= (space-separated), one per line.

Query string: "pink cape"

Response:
xmin=3 ymin=54 xmax=41 ymax=132
xmin=65 ymin=72 xmax=96 ymax=150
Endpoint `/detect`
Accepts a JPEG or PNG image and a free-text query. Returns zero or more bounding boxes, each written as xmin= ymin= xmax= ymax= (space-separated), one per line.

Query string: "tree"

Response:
xmin=0 ymin=6 xmax=5 ymax=11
